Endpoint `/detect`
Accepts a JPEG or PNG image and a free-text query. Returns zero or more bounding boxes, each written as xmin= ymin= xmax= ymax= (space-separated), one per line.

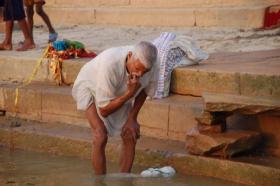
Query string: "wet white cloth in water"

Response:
xmin=141 ymin=166 xmax=176 ymax=177
xmin=72 ymin=46 xmax=157 ymax=136
xmin=152 ymin=33 xmax=209 ymax=99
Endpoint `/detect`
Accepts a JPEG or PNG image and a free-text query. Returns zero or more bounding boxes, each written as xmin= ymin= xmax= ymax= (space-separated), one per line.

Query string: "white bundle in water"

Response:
xmin=140 ymin=166 xmax=176 ymax=177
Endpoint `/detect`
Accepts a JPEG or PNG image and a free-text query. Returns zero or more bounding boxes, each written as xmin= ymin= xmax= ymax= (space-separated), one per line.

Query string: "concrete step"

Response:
xmin=1 ymin=49 xmax=279 ymax=100
xmin=0 ymin=82 xmax=203 ymax=141
xmin=35 ymin=6 xmax=267 ymax=28
xmin=46 ymin=0 xmax=279 ymax=8
xmin=1 ymin=117 xmax=279 ymax=186
xmin=171 ymin=49 xmax=280 ymax=99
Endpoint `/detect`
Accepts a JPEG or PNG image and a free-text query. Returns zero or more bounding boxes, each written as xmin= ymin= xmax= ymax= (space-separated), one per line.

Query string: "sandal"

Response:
xmin=48 ymin=32 xmax=58 ymax=43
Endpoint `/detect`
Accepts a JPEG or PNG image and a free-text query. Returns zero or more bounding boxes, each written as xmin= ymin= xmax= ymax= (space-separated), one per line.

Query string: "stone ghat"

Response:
xmin=0 ymin=81 xmax=203 ymax=142
xmin=0 ymin=117 xmax=279 ymax=186
xmin=1 ymin=49 xmax=279 ymax=99
xmin=36 ymin=0 xmax=279 ymax=28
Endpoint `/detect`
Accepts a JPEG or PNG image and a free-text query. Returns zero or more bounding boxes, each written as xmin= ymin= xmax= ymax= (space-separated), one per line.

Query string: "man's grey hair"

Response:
xmin=132 ymin=41 xmax=158 ymax=70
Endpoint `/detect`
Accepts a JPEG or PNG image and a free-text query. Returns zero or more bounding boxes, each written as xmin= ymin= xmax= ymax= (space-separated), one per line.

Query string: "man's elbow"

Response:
xmin=99 ymin=107 xmax=109 ymax=118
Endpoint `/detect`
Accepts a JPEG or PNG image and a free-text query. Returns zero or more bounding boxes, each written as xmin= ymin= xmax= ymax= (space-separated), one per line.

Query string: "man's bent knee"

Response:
xmin=93 ymin=128 xmax=108 ymax=147
xmin=121 ymin=129 xmax=137 ymax=145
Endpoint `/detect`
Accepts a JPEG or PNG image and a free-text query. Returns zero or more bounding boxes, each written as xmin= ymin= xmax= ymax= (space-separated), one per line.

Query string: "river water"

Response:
xmin=0 ymin=147 xmax=244 ymax=186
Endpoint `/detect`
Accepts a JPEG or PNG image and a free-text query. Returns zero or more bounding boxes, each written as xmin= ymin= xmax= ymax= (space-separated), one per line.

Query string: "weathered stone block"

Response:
xmin=195 ymin=111 xmax=215 ymax=125
xmin=168 ymin=131 xmax=186 ymax=142
xmin=186 ymin=128 xmax=262 ymax=157
xmin=203 ymin=92 xmax=280 ymax=114
xmin=41 ymin=113 xmax=88 ymax=127
xmin=240 ymin=73 xmax=275 ymax=98
xmin=171 ymin=69 xmax=240 ymax=96
xmin=130 ymin=0 xmax=208 ymax=8
xmin=138 ymin=100 xmax=169 ymax=131
xmin=61 ymin=60 xmax=86 ymax=85
xmin=195 ymin=7 xmax=264 ymax=28
xmin=42 ymin=88 xmax=84 ymax=118
xmin=48 ymin=0 xmax=129 ymax=7
xmin=198 ymin=123 xmax=225 ymax=134
xmin=95 ymin=8 xmax=195 ymax=27
xmin=169 ymin=104 xmax=199 ymax=136
xmin=3 ymin=86 xmax=42 ymax=120
xmin=39 ymin=8 xmax=95 ymax=25
xmin=0 ymin=57 xmax=48 ymax=83
xmin=141 ymin=126 xmax=168 ymax=139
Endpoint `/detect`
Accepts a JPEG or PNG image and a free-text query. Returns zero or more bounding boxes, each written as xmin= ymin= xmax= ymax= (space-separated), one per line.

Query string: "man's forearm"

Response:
xmin=128 ymin=90 xmax=147 ymax=120
xmin=99 ymin=92 xmax=131 ymax=117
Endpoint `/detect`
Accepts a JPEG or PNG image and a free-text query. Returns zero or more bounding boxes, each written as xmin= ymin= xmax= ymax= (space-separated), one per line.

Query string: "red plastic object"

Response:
xmin=263 ymin=5 xmax=280 ymax=29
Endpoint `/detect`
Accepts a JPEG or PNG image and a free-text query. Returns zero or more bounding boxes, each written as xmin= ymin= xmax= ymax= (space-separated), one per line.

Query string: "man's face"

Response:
xmin=127 ymin=51 xmax=149 ymax=78
xmin=130 ymin=59 xmax=149 ymax=78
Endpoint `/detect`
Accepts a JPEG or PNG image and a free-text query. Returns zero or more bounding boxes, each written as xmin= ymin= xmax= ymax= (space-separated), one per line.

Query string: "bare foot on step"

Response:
xmin=16 ymin=40 xmax=35 ymax=51
xmin=0 ymin=42 xmax=12 ymax=50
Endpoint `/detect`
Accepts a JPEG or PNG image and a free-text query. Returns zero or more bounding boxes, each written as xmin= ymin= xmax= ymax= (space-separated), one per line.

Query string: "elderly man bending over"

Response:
xmin=72 ymin=41 xmax=158 ymax=175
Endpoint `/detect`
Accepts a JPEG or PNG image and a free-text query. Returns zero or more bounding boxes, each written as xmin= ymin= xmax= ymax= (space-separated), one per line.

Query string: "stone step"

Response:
xmin=186 ymin=129 xmax=262 ymax=157
xmin=203 ymin=92 xmax=280 ymax=114
xmin=1 ymin=117 xmax=279 ymax=186
xmin=0 ymin=81 xmax=203 ymax=141
xmin=46 ymin=0 xmax=279 ymax=8
xmin=1 ymin=49 xmax=279 ymax=99
xmin=171 ymin=49 xmax=280 ymax=98
xmin=34 ymin=6 xmax=267 ymax=28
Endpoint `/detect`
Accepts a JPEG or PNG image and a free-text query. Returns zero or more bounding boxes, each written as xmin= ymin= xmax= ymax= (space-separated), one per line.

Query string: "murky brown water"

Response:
xmin=0 ymin=147 xmax=244 ymax=186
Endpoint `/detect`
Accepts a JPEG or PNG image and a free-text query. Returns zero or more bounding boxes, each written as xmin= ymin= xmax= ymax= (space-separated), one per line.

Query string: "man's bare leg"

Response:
xmin=120 ymin=130 xmax=137 ymax=172
xmin=16 ymin=18 xmax=35 ymax=51
xmin=26 ymin=5 xmax=35 ymax=39
xmin=86 ymin=103 xmax=108 ymax=175
xmin=0 ymin=21 xmax=13 ymax=50
xmin=35 ymin=4 xmax=56 ymax=34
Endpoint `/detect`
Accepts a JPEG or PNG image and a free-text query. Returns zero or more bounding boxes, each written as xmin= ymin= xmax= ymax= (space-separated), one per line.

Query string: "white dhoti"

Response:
xmin=72 ymin=46 xmax=157 ymax=136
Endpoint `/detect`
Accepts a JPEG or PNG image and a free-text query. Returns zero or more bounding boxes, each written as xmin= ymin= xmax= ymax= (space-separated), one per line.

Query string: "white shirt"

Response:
xmin=72 ymin=45 xmax=157 ymax=136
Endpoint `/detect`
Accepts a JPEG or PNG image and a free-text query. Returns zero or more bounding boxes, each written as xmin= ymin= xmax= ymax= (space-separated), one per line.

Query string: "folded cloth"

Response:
xmin=152 ymin=33 xmax=209 ymax=99
xmin=152 ymin=32 xmax=176 ymax=99
xmin=169 ymin=35 xmax=208 ymax=65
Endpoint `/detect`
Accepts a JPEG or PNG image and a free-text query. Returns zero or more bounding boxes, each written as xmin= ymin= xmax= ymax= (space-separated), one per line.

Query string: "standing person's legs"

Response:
xmin=35 ymin=1 xmax=57 ymax=42
xmin=4 ymin=0 xmax=35 ymax=51
xmin=25 ymin=2 xmax=34 ymax=39
xmin=0 ymin=0 xmax=14 ymax=50
xmin=15 ymin=0 xmax=35 ymax=51
xmin=86 ymin=103 xmax=108 ymax=175
xmin=0 ymin=20 xmax=13 ymax=50
xmin=17 ymin=18 xmax=35 ymax=51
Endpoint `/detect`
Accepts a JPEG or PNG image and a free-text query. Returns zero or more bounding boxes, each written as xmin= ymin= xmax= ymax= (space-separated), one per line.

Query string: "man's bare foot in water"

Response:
xmin=0 ymin=42 xmax=12 ymax=50
xmin=16 ymin=40 xmax=35 ymax=51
